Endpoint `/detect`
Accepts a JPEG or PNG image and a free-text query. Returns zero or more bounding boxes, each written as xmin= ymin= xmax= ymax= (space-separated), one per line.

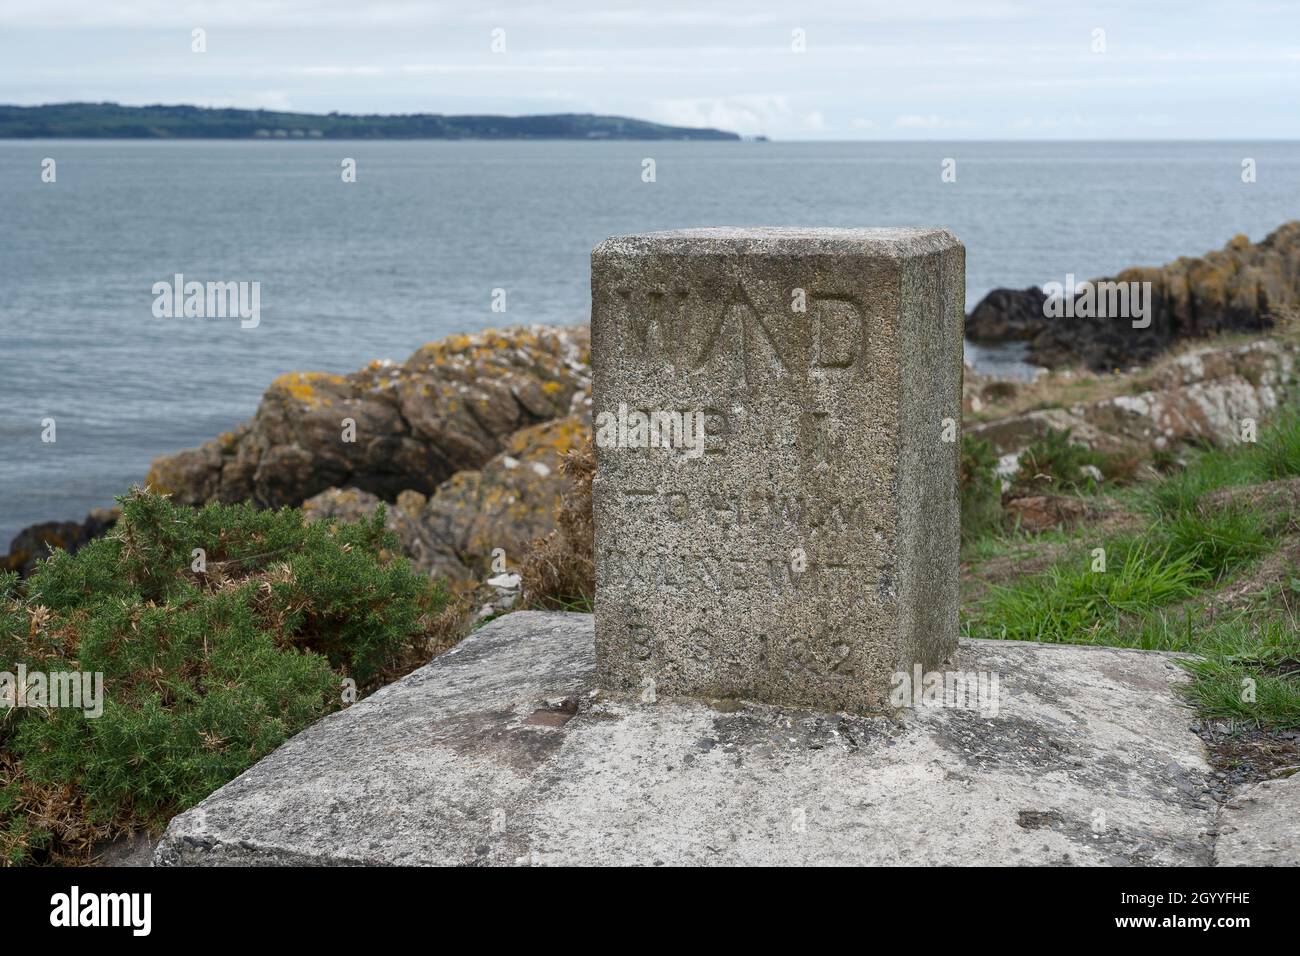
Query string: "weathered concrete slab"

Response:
xmin=1215 ymin=772 xmax=1300 ymax=866
xmin=591 ymin=228 xmax=964 ymax=714
xmin=155 ymin=612 xmax=1216 ymax=867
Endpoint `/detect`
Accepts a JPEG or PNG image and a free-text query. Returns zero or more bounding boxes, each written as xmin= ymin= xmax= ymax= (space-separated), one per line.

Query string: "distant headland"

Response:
xmin=0 ymin=102 xmax=744 ymax=141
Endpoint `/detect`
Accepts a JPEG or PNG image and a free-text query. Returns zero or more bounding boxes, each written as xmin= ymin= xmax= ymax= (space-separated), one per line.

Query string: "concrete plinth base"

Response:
xmin=155 ymin=612 xmax=1217 ymax=866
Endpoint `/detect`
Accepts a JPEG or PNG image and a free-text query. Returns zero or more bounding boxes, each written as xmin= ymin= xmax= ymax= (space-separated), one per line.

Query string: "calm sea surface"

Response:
xmin=2 ymin=139 xmax=1299 ymax=543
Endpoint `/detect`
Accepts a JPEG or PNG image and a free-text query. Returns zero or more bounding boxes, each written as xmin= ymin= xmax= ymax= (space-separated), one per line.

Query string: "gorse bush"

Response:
xmin=0 ymin=488 xmax=449 ymax=865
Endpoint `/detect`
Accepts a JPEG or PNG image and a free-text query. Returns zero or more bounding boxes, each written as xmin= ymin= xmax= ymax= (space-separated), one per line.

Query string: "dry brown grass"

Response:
xmin=519 ymin=436 xmax=595 ymax=610
xmin=0 ymin=750 xmax=121 ymax=866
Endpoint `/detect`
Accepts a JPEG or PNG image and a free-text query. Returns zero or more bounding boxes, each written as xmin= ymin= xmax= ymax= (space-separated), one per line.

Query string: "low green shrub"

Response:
xmin=0 ymin=488 xmax=449 ymax=865
xmin=1009 ymin=427 xmax=1104 ymax=497
xmin=960 ymin=434 xmax=1003 ymax=541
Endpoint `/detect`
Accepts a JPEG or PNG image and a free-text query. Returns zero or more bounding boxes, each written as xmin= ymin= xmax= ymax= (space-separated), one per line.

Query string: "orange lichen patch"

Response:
xmin=143 ymin=463 xmax=173 ymax=496
xmin=269 ymin=371 xmax=348 ymax=407
xmin=499 ymin=416 xmax=588 ymax=458
xmin=411 ymin=328 xmax=564 ymax=370
xmin=2 ymin=548 xmax=32 ymax=572
xmin=544 ymin=416 xmax=589 ymax=452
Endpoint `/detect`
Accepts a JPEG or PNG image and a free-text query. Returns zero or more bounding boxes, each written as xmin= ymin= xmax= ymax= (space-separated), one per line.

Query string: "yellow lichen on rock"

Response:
xmin=269 ymin=371 xmax=347 ymax=407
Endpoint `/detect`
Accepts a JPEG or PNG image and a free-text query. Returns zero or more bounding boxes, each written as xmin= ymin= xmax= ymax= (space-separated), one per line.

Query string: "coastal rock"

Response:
xmin=968 ymin=338 xmax=1297 ymax=466
xmin=301 ymin=333 xmax=1291 ymax=580
xmin=967 ymin=222 xmax=1300 ymax=371
xmin=966 ymin=286 xmax=1050 ymax=341
xmin=416 ymin=415 xmax=588 ymax=581
xmin=300 ymin=487 xmax=432 ymax=567
xmin=1082 ymin=339 xmax=1294 ymax=450
xmin=968 ymin=408 xmax=1118 ymax=457
xmin=2 ymin=508 xmax=119 ymax=577
xmin=303 ymin=414 xmax=589 ymax=582
xmin=146 ymin=325 xmax=591 ymax=509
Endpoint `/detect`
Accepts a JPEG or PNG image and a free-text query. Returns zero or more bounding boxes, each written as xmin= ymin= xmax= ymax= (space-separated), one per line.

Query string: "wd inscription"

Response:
xmin=591 ymin=228 xmax=964 ymax=714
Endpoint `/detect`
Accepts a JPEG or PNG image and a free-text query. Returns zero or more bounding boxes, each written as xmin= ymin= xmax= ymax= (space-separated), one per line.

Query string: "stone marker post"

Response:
xmin=591 ymin=228 xmax=964 ymax=715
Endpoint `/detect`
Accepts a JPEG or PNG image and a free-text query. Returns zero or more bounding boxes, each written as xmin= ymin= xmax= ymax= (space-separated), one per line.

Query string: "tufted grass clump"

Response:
xmin=0 ymin=487 xmax=449 ymax=865
xmin=1145 ymin=406 xmax=1300 ymax=518
xmin=1256 ymin=406 xmax=1300 ymax=480
xmin=968 ymin=539 xmax=1211 ymax=644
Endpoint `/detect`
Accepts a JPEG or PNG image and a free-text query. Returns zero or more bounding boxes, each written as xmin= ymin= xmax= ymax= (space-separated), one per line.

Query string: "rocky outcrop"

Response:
xmin=967 ymin=223 xmax=1300 ymax=371
xmin=2 ymin=508 xmax=119 ymax=577
xmin=966 ymin=286 xmax=1050 ymax=341
xmin=302 ymin=413 xmax=590 ymax=582
xmin=146 ymin=325 xmax=590 ymax=509
xmin=1082 ymin=340 xmax=1294 ymax=449
xmin=969 ymin=338 xmax=1297 ymax=468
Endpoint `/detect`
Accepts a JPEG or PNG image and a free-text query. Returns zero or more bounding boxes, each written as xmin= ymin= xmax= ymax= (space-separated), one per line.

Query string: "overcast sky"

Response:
xmin=1 ymin=0 xmax=1297 ymax=139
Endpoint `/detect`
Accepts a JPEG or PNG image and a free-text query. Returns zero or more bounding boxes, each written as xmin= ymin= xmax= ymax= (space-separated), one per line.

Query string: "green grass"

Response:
xmin=1179 ymin=600 xmax=1300 ymax=728
xmin=1144 ymin=406 xmax=1300 ymax=517
xmin=967 ymin=547 xmax=1300 ymax=727
xmin=965 ymin=404 xmax=1300 ymax=729
xmin=967 ymin=539 xmax=1211 ymax=644
xmin=1257 ymin=405 xmax=1300 ymax=479
xmin=1144 ymin=445 xmax=1257 ymax=516
xmin=961 ymin=524 xmax=1082 ymax=565
xmin=1155 ymin=506 xmax=1271 ymax=582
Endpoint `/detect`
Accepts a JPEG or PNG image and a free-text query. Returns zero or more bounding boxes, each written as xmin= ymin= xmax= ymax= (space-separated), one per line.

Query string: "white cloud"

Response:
xmin=649 ymin=95 xmax=793 ymax=136
xmin=0 ymin=0 xmax=1040 ymax=29
xmin=893 ymin=114 xmax=976 ymax=130
xmin=2 ymin=0 xmax=1297 ymax=139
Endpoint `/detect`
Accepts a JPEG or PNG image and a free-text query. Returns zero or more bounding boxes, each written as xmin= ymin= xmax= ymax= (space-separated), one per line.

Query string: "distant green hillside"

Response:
xmin=0 ymin=102 xmax=741 ymax=141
